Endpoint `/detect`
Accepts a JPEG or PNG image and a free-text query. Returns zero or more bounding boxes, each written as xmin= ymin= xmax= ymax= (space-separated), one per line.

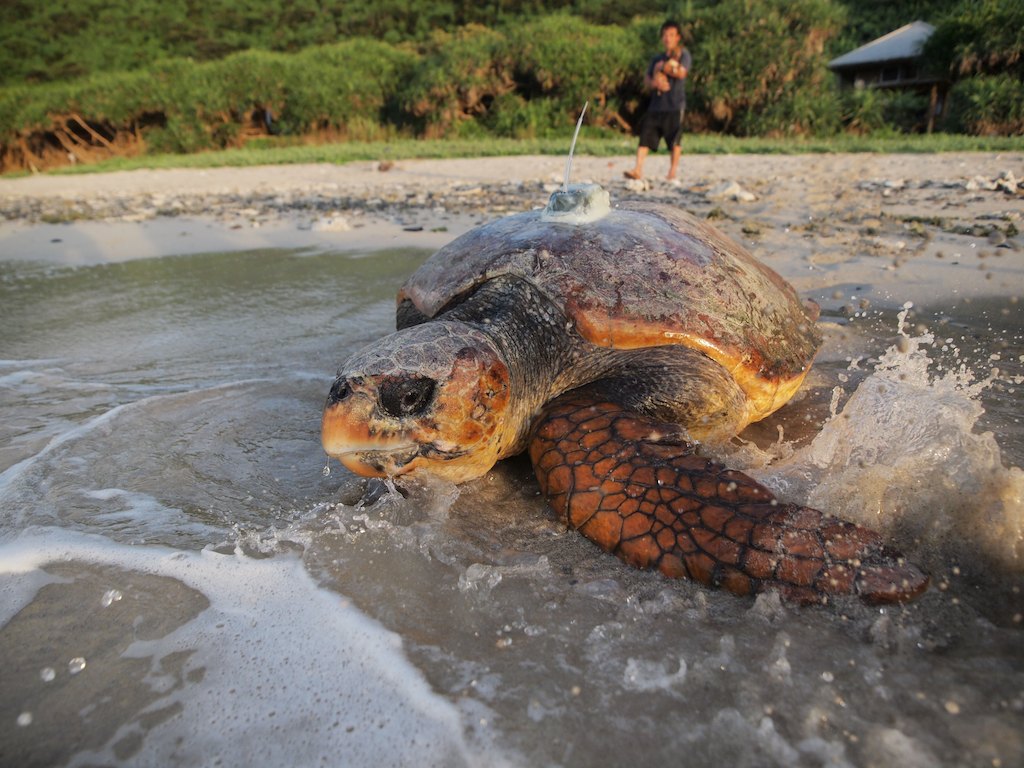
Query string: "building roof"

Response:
xmin=828 ymin=21 xmax=935 ymax=70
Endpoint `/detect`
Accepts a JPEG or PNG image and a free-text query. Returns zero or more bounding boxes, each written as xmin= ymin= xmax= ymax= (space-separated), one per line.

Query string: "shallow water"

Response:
xmin=1 ymin=245 xmax=1022 ymax=767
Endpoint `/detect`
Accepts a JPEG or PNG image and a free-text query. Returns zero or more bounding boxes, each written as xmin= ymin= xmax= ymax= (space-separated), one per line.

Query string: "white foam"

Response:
xmin=621 ymin=656 xmax=688 ymax=692
xmin=84 ymin=488 xmax=225 ymax=538
xmin=0 ymin=528 xmax=493 ymax=767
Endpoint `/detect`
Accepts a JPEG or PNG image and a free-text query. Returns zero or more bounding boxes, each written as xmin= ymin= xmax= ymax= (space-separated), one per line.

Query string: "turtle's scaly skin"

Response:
xmin=530 ymin=396 xmax=929 ymax=604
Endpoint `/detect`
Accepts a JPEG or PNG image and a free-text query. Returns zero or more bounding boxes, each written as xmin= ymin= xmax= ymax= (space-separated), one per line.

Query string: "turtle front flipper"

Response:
xmin=529 ymin=395 xmax=929 ymax=604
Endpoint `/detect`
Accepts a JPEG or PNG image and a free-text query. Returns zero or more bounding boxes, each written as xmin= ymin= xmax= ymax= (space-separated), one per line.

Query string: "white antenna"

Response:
xmin=562 ymin=101 xmax=589 ymax=192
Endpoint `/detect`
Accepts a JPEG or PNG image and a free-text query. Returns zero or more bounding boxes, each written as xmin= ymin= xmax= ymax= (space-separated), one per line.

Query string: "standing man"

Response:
xmin=624 ymin=20 xmax=691 ymax=183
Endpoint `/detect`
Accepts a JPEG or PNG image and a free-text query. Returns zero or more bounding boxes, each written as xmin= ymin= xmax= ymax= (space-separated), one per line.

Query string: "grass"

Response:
xmin=16 ymin=131 xmax=1024 ymax=178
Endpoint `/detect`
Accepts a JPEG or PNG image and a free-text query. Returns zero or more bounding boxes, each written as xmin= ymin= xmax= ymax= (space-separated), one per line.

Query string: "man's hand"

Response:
xmin=664 ymin=59 xmax=686 ymax=79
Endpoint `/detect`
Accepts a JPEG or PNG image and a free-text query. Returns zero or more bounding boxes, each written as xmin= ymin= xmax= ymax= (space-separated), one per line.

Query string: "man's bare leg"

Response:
xmin=625 ymin=146 xmax=649 ymax=180
xmin=667 ymin=144 xmax=682 ymax=180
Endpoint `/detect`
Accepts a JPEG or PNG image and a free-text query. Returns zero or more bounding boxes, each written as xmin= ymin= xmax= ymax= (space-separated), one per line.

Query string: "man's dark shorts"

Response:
xmin=639 ymin=110 xmax=684 ymax=151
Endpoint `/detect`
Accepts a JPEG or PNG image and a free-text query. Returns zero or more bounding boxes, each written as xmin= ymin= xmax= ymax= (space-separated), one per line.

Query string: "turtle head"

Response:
xmin=321 ymin=321 xmax=512 ymax=483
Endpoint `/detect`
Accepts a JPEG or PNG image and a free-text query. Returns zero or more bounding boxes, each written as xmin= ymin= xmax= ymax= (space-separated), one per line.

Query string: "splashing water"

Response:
xmin=734 ymin=305 xmax=1024 ymax=587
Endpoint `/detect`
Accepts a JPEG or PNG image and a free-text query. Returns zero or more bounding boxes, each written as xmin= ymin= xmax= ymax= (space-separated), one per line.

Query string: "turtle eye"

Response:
xmin=326 ymin=378 xmax=352 ymax=405
xmin=378 ymin=376 xmax=436 ymax=418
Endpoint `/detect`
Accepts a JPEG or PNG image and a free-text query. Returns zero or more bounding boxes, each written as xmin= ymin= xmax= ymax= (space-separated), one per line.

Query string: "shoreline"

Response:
xmin=1 ymin=152 xmax=1022 ymax=310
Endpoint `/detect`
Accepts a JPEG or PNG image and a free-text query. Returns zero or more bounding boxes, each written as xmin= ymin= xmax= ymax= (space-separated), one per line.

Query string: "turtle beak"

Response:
xmin=321 ymin=377 xmax=417 ymax=477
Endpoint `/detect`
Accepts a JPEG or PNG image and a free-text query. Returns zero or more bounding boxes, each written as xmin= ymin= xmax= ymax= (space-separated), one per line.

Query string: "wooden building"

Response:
xmin=828 ymin=21 xmax=947 ymax=132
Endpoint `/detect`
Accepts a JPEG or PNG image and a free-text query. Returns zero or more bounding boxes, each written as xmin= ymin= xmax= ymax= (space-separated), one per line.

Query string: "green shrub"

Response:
xmin=0 ymin=39 xmax=419 ymax=163
xmin=401 ymin=25 xmax=514 ymax=137
xmin=840 ymin=88 xmax=931 ymax=134
xmin=0 ymin=1 xmax=667 ymax=87
xmin=0 ymin=86 xmax=32 ymax=140
xmin=881 ymin=90 xmax=932 ymax=133
xmin=918 ymin=0 xmax=1024 ymax=136
xmin=482 ymin=93 xmax=571 ymax=139
xmin=143 ymin=118 xmax=207 ymax=155
xmin=506 ymin=15 xmax=645 ymax=132
xmin=15 ymin=3 xmax=1016 ymax=170
xmin=400 ymin=15 xmax=645 ymax=139
xmin=945 ymin=74 xmax=1024 ymax=135
xmin=282 ymin=40 xmax=418 ymax=137
xmin=921 ymin=0 xmax=1024 ymax=80
xmin=199 ymin=50 xmax=289 ymax=118
xmin=683 ymin=0 xmax=845 ymax=136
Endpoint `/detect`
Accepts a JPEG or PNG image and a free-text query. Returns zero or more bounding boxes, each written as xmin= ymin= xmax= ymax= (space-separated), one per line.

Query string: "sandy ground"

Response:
xmin=1 ymin=151 xmax=1022 ymax=309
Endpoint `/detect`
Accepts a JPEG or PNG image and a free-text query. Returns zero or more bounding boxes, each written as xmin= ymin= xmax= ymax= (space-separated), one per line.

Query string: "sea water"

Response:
xmin=1 ymin=245 xmax=1021 ymax=767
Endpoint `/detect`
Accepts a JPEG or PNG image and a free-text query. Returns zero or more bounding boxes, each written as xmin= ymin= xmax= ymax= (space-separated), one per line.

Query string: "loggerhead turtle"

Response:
xmin=322 ymin=184 xmax=928 ymax=604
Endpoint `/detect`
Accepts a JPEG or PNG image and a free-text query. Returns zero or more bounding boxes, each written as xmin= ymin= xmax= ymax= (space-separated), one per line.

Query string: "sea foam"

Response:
xmin=0 ymin=529 xmax=500 ymax=767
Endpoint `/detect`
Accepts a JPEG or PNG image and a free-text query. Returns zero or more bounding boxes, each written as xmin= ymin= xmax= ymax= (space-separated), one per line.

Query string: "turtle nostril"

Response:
xmin=327 ymin=378 xmax=352 ymax=405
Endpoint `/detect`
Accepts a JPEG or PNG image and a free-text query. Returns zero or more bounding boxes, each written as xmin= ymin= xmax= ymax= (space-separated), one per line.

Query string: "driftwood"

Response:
xmin=69 ymin=113 xmax=115 ymax=150
xmin=1 ymin=113 xmax=150 ymax=173
xmin=51 ymin=126 xmax=86 ymax=161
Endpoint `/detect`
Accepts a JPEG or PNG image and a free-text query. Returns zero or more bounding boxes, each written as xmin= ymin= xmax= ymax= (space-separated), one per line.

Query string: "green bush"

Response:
xmin=198 ymin=50 xmax=290 ymax=120
xmin=684 ymin=0 xmax=845 ymax=136
xmin=505 ymin=15 xmax=646 ymax=132
xmin=400 ymin=16 xmax=645 ymax=138
xmin=916 ymin=0 xmax=1023 ymax=137
xmin=281 ymin=40 xmax=418 ymax=137
xmin=0 ymin=39 xmax=420 ymax=161
xmin=0 ymin=86 xmax=34 ymax=142
xmin=945 ymin=74 xmax=1024 ymax=135
xmin=921 ymin=0 xmax=1024 ymax=80
xmin=881 ymin=90 xmax=932 ymax=133
xmin=0 ymin=1 xmax=661 ymax=87
xmin=840 ymin=88 xmax=931 ymax=134
xmin=482 ymin=93 xmax=571 ymax=139
xmin=401 ymin=25 xmax=514 ymax=137
xmin=143 ymin=118 xmax=207 ymax=155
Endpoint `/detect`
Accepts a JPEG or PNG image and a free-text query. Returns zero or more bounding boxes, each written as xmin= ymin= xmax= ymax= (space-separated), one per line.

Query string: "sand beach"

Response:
xmin=1 ymin=152 xmax=1022 ymax=297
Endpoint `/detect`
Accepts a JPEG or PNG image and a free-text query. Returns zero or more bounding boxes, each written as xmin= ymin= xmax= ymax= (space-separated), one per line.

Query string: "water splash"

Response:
xmin=741 ymin=306 xmax=1024 ymax=581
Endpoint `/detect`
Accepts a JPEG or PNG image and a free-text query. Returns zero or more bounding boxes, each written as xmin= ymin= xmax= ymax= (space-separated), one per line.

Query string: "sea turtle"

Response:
xmin=322 ymin=184 xmax=928 ymax=604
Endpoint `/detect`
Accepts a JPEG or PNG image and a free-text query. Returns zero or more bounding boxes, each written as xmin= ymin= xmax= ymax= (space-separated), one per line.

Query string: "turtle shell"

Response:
xmin=398 ymin=201 xmax=821 ymax=419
